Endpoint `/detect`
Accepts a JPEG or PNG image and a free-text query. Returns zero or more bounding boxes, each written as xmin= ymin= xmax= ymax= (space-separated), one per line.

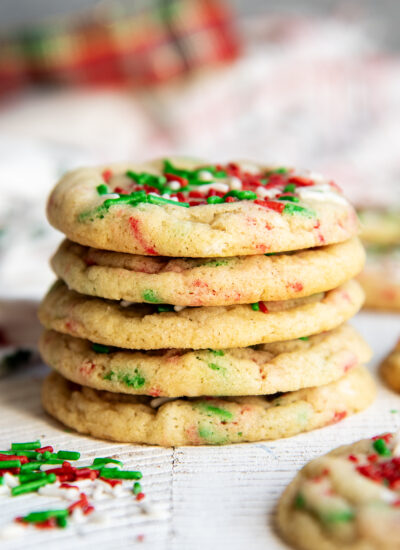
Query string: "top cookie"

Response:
xmin=278 ymin=431 xmax=400 ymax=550
xmin=47 ymin=158 xmax=359 ymax=257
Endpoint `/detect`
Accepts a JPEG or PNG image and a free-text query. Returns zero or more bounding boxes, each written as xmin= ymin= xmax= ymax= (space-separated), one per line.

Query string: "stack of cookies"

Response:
xmin=357 ymin=207 xmax=400 ymax=311
xmin=38 ymin=158 xmax=375 ymax=446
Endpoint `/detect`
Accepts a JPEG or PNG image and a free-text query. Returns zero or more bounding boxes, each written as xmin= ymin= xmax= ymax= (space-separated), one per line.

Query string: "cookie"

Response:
xmin=38 ymin=280 xmax=364 ymax=350
xmin=277 ymin=431 xmax=400 ymax=550
xmin=39 ymin=324 xmax=371 ymax=397
xmin=51 ymin=238 xmax=365 ymax=306
xmin=357 ymin=245 xmax=400 ymax=311
xmin=380 ymin=338 xmax=400 ymax=392
xmin=47 ymin=158 xmax=359 ymax=257
xmin=358 ymin=208 xmax=400 ymax=245
xmin=42 ymin=366 xmax=375 ymax=446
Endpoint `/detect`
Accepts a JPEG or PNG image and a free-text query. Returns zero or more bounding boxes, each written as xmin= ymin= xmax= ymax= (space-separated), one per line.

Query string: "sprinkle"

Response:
xmin=12 ymin=473 xmax=56 ymax=496
xmin=251 ymin=302 xmax=260 ymax=311
xmin=100 ymin=468 xmax=142 ymax=480
xmin=294 ymin=492 xmax=306 ymax=509
xmin=373 ymin=439 xmax=392 ymax=457
xmin=283 ymin=203 xmax=316 ymax=217
xmin=136 ymin=492 xmax=145 ymax=501
xmin=156 ymin=305 xmax=175 ymax=313
xmin=96 ymin=184 xmax=109 ymax=195
xmin=224 ymin=190 xmax=257 ymax=200
xmin=20 ymin=462 xmax=43 ymax=472
xmin=18 ymin=472 xmax=48 ymax=483
xmin=299 ymin=336 xmax=309 ymax=341
xmin=21 ymin=509 xmax=68 ymax=523
xmin=57 ymin=451 xmax=80 ymax=461
xmin=258 ymin=302 xmax=269 ymax=314
xmin=147 ymin=195 xmax=189 ymax=208
xmin=283 ymin=183 xmax=296 ymax=193
xmin=322 ymin=510 xmax=355 ymax=523
xmin=102 ymin=169 xmax=113 ymax=183
xmin=0 ymin=460 xmax=21 ymax=469
xmin=92 ymin=458 xmax=123 ymax=468
xmin=92 ymin=343 xmax=111 ymax=354
xmin=35 ymin=446 xmax=54 ymax=454
xmin=174 ymin=305 xmax=186 ymax=312
xmin=133 ymin=482 xmax=142 ymax=495
xmin=207 ymin=196 xmax=224 ymax=204
xmin=11 ymin=441 xmax=41 ymax=451
xmin=254 ymin=199 xmax=285 ymax=213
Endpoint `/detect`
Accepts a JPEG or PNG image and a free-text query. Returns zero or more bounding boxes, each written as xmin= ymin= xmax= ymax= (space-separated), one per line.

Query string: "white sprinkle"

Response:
xmin=102 ymin=193 xmax=120 ymax=200
xmin=150 ymin=397 xmax=177 ymax=408
xmin=174 ymin=305 xmax=186 ymax=312
xmin=71 ymin=508 xmax=86 ymax=524
xmin=0 ymin=523 xmax=26 ymax=540
xmin=196 ymin=182 xmax=229 ymax=194
xmin=238 ymin=162 xmax=259 ymax=174
xmin=168 ymin=181 xmax=181 ymax=190
xmin=228 ymin=176 xmax=242 ymax=190
xmin=296 ymin=185 xmax=349 ymax=205
xmin=38 ymin=484 xmax=79 ymax=500
xmin=120 ymin=300 xmax=134 ymax=308
xmin=197 ymin=170 xmax=213 ymax=181
xmin=380 ymin=488 xmax=398 ymax=503
xmin=3 ymin=473 xmax=18 ymax=488
xmin=255 ymin=186 xmax=277 ymax=199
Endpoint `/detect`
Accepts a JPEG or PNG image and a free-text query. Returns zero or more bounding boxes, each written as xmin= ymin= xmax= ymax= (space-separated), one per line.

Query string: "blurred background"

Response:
xmin=0 ymin=0 xmax=399 ymax=300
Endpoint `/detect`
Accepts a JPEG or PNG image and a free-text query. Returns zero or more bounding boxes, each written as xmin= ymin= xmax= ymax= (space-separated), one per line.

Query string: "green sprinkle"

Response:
xmin=283 ymin=183 xmax=296 ymax=193
xmin=36 ymin=451 xmax=52 ymax=460
xmin=120 ymin=368 xmax=146 ymax=389
xmin=283 ymin=203 xmax=316 ymax=218
xmin=133 ymin=482 xmax=142 ymax=495
xmin=12 ymin=450 xmax=38 ymax=458
xmin=96 ymin=183 xmax=109 ymax=195
xmin=101 ymin=468 xmax=142 ymax=480
xmin=142 ymin=289 xmax=161 ymax=303
xmin=251 ymin=302 xmax=260 ymax=311
xmin=224 ymin=190 xmax=257 ymax=200
xmin=321 ymin=510 xmax=355 ymax=523
xmin=299 ymin=336 xmax=309 ymax=341
xmin=57 ymin=515 xmax=68 ymax=528
xmin=22 ymin=509 xmax=69 ymax=523
xmin=197 ymin=425 xmax=227 ymax=444
xmin=272 ymin=167 xmax=288 ymax=174
xmin=103 ymin=370 xmax=114 ymax=381
xmin=157 ymin=305 xmax=174 ymax=313
xmin=372 ymin=438 xmax=392 ymax=457
xmin=208 ymin=363 xmax=224 ymax=372
xmin=198 ymin=403 xmax=233 ymax=420
xmin=37 ymin=459 xmax=64 ymax=465
xmin=147 ymin=194 xmax=189 ymax=207
xmin=57 ymin=450 xmax=80 ymax=460
xmin=92 ymin=343 xmax=111 ymax=354
xmin=278 ymin=195 xmax=299 ymax=202
xmin=19 ymin=472 xmax=48 ymax=483
xmin=294 ymin=492 xmax=306 ymax=509
xmin=207 ymin=196 xmax=224 ymax=204
xmin=93 ymin=457 xmax=123 ymax=467
xmin=208 ymin=349 xmax=225 ymax=356
xmin=11 ymin=441 xmax=41 ymax=450
xmin=20 ymin=462 xmax=43 ymax=472
xmin=237 ymin=432 xmax=243 ymax=437
xmin=391 ymin=409 xmax=398 ymax=414
xmin=0 ymin=460 xmax=21 ymax=469
xmin=12 ymin=473 xmax=56 ymax=496
xmin=264 ymin=252 xmax=277 ymax=256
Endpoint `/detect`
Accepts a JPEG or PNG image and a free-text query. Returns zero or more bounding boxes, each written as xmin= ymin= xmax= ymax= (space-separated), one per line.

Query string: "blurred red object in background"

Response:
xmin=0 ymin=0 xmax=240 ymax=96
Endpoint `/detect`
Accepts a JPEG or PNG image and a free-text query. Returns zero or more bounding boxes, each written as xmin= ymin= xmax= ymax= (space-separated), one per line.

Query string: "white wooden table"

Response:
xmin=0 ymin=311 xmax=399 ymax=550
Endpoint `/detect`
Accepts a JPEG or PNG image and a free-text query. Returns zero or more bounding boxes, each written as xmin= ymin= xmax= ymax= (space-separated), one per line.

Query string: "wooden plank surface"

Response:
xmin=0 ymin=311 xmax=399 ymax=549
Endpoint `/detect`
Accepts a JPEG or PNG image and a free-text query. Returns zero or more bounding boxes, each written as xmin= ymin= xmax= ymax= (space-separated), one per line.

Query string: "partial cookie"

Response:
xmin=277 ymin=431 xmax=400 ymax=550
xmin=39 ymin=324 xmax=371 ymax=397
xmin=380 ymin=339 xmax=400 ymax=392
xmin=42 ymin=366 xmax=375 ymax=446
xmin=38 ymin=280 xmax=364 ymax=350
xmin=52 ymin=238 xmax=365 ymax=306
xmin=357 ymin=245 xmax=400 ymax=311
xmin=47 ymin=158 xmax=359 ymax=257
xmin=358 ymin=208 xmax=400 ymax=245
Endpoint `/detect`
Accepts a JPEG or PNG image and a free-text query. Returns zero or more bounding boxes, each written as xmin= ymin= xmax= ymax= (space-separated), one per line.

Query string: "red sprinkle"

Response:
xmin=136 ymin=492 xmax=146 ymax=501
xmin=164 ymin=173 xmax=188 ymax=186
xmin=288 ymin=176 xmax=314 ymax=187
xmin=224 ymin=196 xmax=236 ymax=203
xmin=102 ymin=169 xmax=113 ymax=183
xmin=35 ymin=446 xmax=54 ymax=454
xmin=0 ymin=454 xmax=28 ymax=464
xmin=100 ymin=477 xmax=122 ymax=487
xmin=372 ymin=433 xmax=393 ymax=444
xmin=60 ymin=483 xmax=79 ymax=489
xmin=254 ymin=199 xmax=285 ymax=213
xmin=258 ymin=301 xmax=269 ymax=314
xmin=348 ymin=454 xmax=359 ymax=463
